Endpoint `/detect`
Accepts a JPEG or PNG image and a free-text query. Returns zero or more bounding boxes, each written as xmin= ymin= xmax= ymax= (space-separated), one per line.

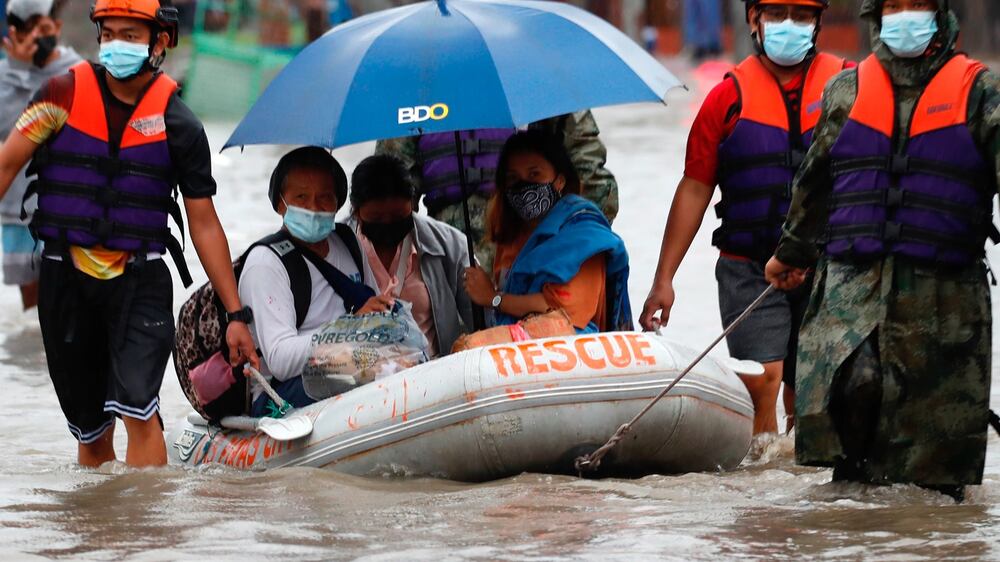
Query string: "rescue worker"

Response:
xmin=375 ymin=110 xmax=618 ymax=272
xmin=0 ymin=0 xmax=81 ymax=310
xmin=640 ymin=0 xmax=848 ymax=435
xmin=0 ymin=0 xmax=258 ymax=467
xmin=764 ymin=0 xmax=1000 ymax=502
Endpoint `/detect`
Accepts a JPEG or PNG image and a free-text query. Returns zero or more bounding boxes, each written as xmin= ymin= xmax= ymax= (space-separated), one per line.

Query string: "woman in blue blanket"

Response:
xmin=464 ymin=130 xmax=632 ymax=333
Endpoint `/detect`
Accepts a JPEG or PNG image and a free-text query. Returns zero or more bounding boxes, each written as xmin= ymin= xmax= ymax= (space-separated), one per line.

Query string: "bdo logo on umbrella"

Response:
xmin=397 ymin=103 xmax=449 ymax=124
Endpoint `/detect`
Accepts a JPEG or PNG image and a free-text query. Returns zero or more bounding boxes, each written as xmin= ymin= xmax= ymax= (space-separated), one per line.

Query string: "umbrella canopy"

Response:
xmin=224 ymin=0 xmax=683 ymax=149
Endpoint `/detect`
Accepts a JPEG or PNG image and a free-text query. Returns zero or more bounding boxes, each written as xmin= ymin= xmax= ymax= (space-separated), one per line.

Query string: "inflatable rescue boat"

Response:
xmin=167 ymin=332 xmax=755 ymax=480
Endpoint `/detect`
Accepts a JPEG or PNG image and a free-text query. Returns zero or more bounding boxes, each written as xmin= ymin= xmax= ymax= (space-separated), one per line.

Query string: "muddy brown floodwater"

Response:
xmin=1 ymin=60 xmax=999 ymax=560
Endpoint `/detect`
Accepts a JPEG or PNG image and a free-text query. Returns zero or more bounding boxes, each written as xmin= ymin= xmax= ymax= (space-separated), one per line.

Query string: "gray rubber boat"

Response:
xmin=167 ymin=332 xmax=755 ymax=480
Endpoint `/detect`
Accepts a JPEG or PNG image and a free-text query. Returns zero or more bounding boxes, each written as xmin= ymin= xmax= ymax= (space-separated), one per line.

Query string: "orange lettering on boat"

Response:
xmin=543 ymin=340 xmax=577 ymax=372
xmin=600 ymin=334 xmax=632 ymax=368
xmin=489 ymin=346 xmax=522 ymax=377
xmin=505 ymin=387 xmax=526 ymax=399
xmin=626 ymin=334 xmax=656 ymax=366
xmin=517 ymin=342 xmax=549 ymax=375
xmin=402 ymin=379 xmax=409 ymax=422
xmin=574 ymin=337 xmax=606 ymax=370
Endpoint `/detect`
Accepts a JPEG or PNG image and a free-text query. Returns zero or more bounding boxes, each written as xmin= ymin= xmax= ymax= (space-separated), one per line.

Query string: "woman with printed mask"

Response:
xmin=765 ymin=0 xmax=1000 ymax=501
xmin=350 ymin=154 xmax=473 ymax=357
xmin=641 ymin=0 xmax=851 ymax=435
xmin=463 ymin=130 xmax=632 ymax=334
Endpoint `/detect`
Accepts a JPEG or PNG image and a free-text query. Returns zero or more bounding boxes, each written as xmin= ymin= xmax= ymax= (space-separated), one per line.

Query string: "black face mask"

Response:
xmin=33 ymin=35 xmax=57 ymax=68
xmin=361 ymin=215 xmax=414 ymax=248
xmin=505 ymin=181 xmax=560 ymax=221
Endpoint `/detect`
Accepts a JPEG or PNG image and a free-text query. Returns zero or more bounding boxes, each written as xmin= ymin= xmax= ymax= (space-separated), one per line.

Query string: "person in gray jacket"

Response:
xmin=349 ymin=154 xmax=473 ymax=356
xmin=0 ymin=0 xmax=80 ymax=309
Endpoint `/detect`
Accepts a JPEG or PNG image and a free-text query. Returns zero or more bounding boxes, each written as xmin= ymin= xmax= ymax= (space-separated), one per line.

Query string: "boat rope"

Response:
xmin=990 ymin=410 xmax=1000 ymax=438
xmin=575 ymin=284 xmax=777 ymax=474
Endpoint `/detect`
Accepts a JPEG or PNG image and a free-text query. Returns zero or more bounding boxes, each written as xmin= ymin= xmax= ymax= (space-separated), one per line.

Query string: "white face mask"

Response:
xmin=879 ymin=10 xmax=939 ymax=58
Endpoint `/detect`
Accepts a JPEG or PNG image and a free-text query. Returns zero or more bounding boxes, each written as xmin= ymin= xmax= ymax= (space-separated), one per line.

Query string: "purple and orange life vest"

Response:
xmin=714 ymin=53 xmax=847 ymax=261
xmin=417 ymin=128 xmax=515 ymax=214
xmin=26 ymin=62 xmax=191 ymax=285
xmin=825 ymin=54 xmax=993 ymax=266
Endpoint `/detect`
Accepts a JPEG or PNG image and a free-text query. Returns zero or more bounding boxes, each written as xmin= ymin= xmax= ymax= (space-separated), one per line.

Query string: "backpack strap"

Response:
xmin=236 ymin=231 xmax=312 ymax=330
xmin=334 ymin=222 xmax=365 ymax=273
xmin=298 ymin=241 xmax=376 ymax=313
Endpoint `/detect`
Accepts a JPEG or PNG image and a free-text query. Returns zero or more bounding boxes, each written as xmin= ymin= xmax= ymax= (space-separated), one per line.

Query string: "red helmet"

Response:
xmin=90 ymin=0 xmax=179 ymax=48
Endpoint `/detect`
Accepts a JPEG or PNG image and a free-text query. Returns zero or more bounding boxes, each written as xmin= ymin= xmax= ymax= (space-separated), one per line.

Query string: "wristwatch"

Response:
xmin=491 ymin=293 xmax=503 ymax=309
xmin=226 ymin=306 xmax=254 ymax=325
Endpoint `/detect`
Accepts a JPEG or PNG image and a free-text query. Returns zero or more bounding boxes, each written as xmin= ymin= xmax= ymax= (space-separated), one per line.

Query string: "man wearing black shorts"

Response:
xmin=0 ymin=0 xmax=258 ymax=467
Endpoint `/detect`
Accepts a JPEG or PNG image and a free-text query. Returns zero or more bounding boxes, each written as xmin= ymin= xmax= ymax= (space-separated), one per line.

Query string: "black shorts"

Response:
xmin=38 ymin=257 xmax=174 ymax=443
xmin=716 ymin=255 xmax=811 ymax=388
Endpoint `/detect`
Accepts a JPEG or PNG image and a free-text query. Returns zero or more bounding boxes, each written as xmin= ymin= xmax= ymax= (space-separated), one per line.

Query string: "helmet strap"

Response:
xmin=147 ymin=33 xmax=166 ymax=69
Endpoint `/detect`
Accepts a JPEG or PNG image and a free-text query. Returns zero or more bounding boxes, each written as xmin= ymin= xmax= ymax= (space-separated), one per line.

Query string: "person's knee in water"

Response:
xmin=642 ymin=0 xmax=848 ymax=435
xmin=0 ymin=0 xmax=259 ymax=467
xmin=765 ymin=0 xmax=997 ymax=497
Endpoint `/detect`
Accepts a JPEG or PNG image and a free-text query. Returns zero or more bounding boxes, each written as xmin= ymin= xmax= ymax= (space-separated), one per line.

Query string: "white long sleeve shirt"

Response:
xmin=238 ymin=232 xmax=376 ymax=400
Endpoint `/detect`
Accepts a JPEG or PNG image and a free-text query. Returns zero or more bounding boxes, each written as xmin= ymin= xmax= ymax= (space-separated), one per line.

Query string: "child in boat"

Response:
xmin=349 ymin=154 xmax=473 ymax=357
xmin=238 ymin=147 xmax=390 ymax=416
xmin=463 ymin=130 xmax=632 ymax=334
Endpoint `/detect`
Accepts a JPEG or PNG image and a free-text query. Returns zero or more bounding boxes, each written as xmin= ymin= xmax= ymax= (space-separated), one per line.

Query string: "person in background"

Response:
xmin=640 ymin=0 xmax=849 ymax=435
xmin=765 ymin=0 xmax=1000 ymax=502
xmin=239 ymin=147 xmax=389 ymax=417
xmin=0 ymin=0 xmax=80 ymax=310
xmin=376 ymin=110 xmax=618 ymax=272
xmin=684 ymin=0 xmax=722 ymax=61
xmin=463 ymin=130 xmax=631 ymax=334
xmin=349 ymin=154 xmax=472 ymax=357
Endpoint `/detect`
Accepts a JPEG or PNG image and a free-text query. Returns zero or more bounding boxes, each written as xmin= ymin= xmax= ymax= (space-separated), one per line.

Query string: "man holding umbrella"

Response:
xmin=640 ymin=0 xmax=848 ymax=435
xmin=376 ymin=110 xmax=618 ymax=271
xmin=765 ymin=0 xmax=1000 ymax=501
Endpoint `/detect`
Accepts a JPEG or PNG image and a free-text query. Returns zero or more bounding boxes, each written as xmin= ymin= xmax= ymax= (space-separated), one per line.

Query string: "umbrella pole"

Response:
xmin=454 ymin=131 xmax=486 ymax=330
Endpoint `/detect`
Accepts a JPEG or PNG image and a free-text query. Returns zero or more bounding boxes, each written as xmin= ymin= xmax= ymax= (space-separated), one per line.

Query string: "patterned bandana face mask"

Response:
xmin=505 ymin=181 xmax=560 ymax=222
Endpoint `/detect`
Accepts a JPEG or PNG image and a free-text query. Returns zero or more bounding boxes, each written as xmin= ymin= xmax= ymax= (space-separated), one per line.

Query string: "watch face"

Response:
xmin=491 ymin=294 xmax=502 ymax=308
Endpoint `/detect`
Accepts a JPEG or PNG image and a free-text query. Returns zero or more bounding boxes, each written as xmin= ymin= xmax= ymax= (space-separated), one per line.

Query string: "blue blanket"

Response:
xmin=495 ymin=195 xmax=633 ymax=333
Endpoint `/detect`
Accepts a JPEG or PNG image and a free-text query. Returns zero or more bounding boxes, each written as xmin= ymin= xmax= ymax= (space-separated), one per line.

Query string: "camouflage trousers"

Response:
xmin=429 ymin=194 xmax=496 ymax=274
xmin=796 ymin=258 xmax=992 ymax=487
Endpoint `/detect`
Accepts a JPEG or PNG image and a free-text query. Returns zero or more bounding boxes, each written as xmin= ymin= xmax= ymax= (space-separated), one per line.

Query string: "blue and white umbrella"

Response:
xmin=224 ymin=0 xmax=683 ymax=149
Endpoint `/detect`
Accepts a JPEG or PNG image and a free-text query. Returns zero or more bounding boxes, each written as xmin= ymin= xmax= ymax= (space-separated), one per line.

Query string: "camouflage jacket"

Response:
xmin=774 ymin=7 xmax=1000 ymax=486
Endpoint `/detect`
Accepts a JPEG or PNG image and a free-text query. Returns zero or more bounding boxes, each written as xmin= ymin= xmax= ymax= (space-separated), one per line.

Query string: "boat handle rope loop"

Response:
xmin=574 ymin=284 xmax=777 ymax=474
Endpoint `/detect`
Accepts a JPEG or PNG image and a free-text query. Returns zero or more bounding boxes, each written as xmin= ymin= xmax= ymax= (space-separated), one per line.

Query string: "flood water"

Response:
xmin=1 ymin=59 xmax=1000 ymax=560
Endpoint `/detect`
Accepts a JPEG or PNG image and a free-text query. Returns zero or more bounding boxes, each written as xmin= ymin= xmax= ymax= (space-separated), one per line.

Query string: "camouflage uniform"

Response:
xmin=375 ymin=110 xmax=619 ymax=272
xmin=774 ymin=3 xmax=1000 ymax=488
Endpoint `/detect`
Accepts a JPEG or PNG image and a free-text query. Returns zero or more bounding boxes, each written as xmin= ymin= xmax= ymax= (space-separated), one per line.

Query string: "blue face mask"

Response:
xmin=880 ymin=11 xmax=938 ymax=58
xmin=98 ymin=39 xmax=150 ymax=80
xmin=283 ymin=200 xmax=336 ymax=244
xmin=762 ymin=20 xmax=816 ymax=67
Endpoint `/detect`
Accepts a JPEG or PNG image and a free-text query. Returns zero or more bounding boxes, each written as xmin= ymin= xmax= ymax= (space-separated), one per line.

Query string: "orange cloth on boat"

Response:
xmin=494 ymin=232 xmax=607 ymax=331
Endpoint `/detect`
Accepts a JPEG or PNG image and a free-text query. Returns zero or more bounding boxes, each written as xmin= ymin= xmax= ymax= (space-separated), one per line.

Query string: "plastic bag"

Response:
xmin=302 ymin=300 xmax=429 ymax=400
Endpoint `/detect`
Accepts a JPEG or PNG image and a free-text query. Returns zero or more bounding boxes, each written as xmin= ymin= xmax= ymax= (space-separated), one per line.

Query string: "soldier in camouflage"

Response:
xmin=375 ymin=110 xmax=618 ymax=272
xmin=765 ymin=0 xmax=1000 ymax=501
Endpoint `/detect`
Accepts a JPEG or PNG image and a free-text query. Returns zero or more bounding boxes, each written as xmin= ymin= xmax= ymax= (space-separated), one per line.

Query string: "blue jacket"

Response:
xmin=496 ymin=194 xmax=632 ymax=333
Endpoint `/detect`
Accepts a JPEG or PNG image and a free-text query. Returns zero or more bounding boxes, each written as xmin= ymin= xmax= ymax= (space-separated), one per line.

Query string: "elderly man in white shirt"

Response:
xmin=238 ymin=147 xmax=392 ymax=416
